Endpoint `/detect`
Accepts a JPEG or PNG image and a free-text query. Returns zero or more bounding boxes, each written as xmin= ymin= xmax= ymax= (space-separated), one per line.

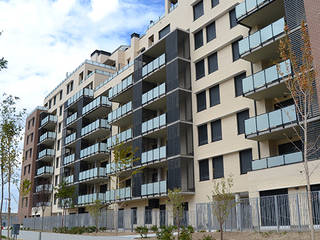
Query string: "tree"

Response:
xmin=167 ymin=188 xmax=185 ymax=239
xmin=20 ymin=179 xmax=32 ymax=197
xmin=0 ymin=32 xmax=7 ymax=71
xmin=278 ymin=21 xmax=317 ymax=240
xmin=208 ymin=175 xmax=236 ymax=240
xmin=55 ymin=181 xmax=75 ymax=228
xmin=86 ymin=199 xmax=104 ymax=232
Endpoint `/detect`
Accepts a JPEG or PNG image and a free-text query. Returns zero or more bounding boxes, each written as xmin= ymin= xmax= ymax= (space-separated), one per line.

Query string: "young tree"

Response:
xmin=278 ymin=21 xmax=317 ymax=240
xmin=167 ymin=188 xmax=185 ymax=239
xmin=86 ymin=199 xmax=104 ymax=233
xmin=208 ymin=175 xmax=236 ymax=240
xmin=55 ymin=181 xmax=75 ymax=228
xmin=0 ymin=32 xmax=7 ymax=71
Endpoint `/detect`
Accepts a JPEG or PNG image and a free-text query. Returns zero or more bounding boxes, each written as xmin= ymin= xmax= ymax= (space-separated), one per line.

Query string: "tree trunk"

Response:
xmin=220 ymin=222 xmax=223 ymax=240
xmin=7 ymin=168 xmax=11 ymax=239
xmin=0 ymin=167 xmax=4 ymax=240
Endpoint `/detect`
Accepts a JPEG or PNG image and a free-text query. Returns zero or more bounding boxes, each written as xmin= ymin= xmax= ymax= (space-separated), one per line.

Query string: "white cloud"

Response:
xmin=88 ymin=0 xmax=119 ymax=22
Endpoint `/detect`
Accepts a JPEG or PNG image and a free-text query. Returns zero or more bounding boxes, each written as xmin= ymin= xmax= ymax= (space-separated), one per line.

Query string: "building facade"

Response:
xmin=18 ymin=0 xmax=320 ymax=227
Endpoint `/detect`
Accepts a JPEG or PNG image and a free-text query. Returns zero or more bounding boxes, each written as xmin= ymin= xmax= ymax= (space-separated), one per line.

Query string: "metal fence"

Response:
xmin=23 ymin=191 xmax=320 ymax=232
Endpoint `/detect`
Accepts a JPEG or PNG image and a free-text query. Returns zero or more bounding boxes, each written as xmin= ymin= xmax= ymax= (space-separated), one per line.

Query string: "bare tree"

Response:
xmin=55 ymin=181 xmax=75 ymax=228
xmin=86 ymin=199 xmax=104 ymax=232
xmin=167 ymin=188 xmax=185 ymax=238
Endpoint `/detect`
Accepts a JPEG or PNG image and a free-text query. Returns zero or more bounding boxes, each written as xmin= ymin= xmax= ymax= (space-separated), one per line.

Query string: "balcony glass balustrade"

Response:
xmin=63 ymin=154 xmax=75 ymax=165
xmin=141 ymin=146 xmax=166 ymax=164
xmin=105 ymin=187 xmax=131 ymax=202
xmin=36 ymin=184 xmax=52 ymax=193
xmin=40 ymin=115 xmax=57 ymax=127
xmin=39 ymin=132 xmax=56 ymax=143
xmin=106 ymin=162 xmax=131 ymax=174
xmin=142 ymin=83 xmax=166 ymax=105
xmin=142 ymin=54 xmax=166 ymax=77
xmin=142 ymin=114 xmax=166 ymax=134
xmin=82 ymin=96 xmax=111 ymax=115
xmin=141 ymin=181 xmax=167 ymax=196
xmin=38 ymin=149 xmax=55 ymax=159
xmin=79 ymin=167 xmax=106 ymax=181
xmin=80 ymin=143 xmax=108 ymax=159
xmin=81 ymin=119 xmax=110 ymax=136
xmin=66 ymin=112 xmax=77 ymax=126
xmin=65 ymin=132 xmax=76 ymax=145
xmin=242 ymin=60 xmax=291 ymax=94
xmin=236 ymin=0 xmax=271 ymax=20
xmin=252 ymin=152 xmax=303 ymax=170
xmin=37 ymin=166 xmax=53 ymax=176
xmin=108 ymin=102 xmax=132 ymax=123
xmin=106 ymin=129 xmax=133 ymax=148
xmin=108 ymin=75 xmax=133 ymax=99
xmin=78 ymin=193 xmax=105 ymax=205
xmin=66 ymin=88 xmax=94 ymax=107
xmin=245 ymin=105 xmax=297 ymax=136
xmin=239 ymin=18 xmax=285 ymax=56
xmin=64 ymin=175 xmax=74 ymax=184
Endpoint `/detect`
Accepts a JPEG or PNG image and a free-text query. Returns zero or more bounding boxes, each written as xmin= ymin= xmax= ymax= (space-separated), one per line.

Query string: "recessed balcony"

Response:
xmin=106 ymin=129 xmax=133 ymax=149
xmin=63 ymin=154 xmax=75 ymax=166
xmin=106 ymin=162 xmax=131 ymax=175
xmin=82 ymin=96 xmax=111 ymax=119
xmin=142 ymin=54 xmax=166 ymax=79
xmin=65 ymin=132 xmax=77 ymax=148
xmin=245 ymin=105 xmax=297 ymax=141
xmin=108 ymin=75 xmax=133 ymax=103
xmin=64 ymin=175 xmax=74 ymax=185
xmin=79 ymin=143 xmax=109 ymax=161
xmin=105 ymin=187 xmax=131 ymax=202
xmin=142 ymin=83 xmax=166 ymax=109
xmin=35 ymin=184 xmax=52 ymax=193
xmin=37 ymin=149 xmax=55 ymax=162
xmin=107 ymin=101 xmax=132 ymax=127
xmin=39 ymin=132 xmax=56 ymax=146
xmin=77 ymin=193 xmax=105 ymax=205
xmin=78 ymin=167 xmax=107 ymax=183
xmin=141 ymin=180 xmax=167 ymax=197
xmin=141 ymin=146 xmax=166 ymax=165
xmin=66 ymin=112 xmax=77 ymax=128
xmin=142 ymin=113 xmax=166 ymax=138
xmin=66 ymin=88 xmax=94 ymax=109
xmin=36 ymin=166 xmax=53 ymax=177
xmin=40 ymin=115 xmax=57 ymax=129
xmin=81 ymin=119 xmax=110 ymax=141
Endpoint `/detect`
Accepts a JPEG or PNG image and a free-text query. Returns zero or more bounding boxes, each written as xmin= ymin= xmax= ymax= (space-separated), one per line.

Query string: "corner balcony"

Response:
xmin=108 ymin=75 xmax=133 ymax=103
xmin=39 ymin=132 xmax=56 ymax=146
xmin=37 ymin=149 xmax=55 ymax=162
xmin=40 ymin=115 xmax=57 ymax=129
xmin=66 ymin=112 xmax=77 ymax=128
xmin=107 ymin=101 xmax=132 ymax=127
xmin=63 ymin=153 xmax=75 ymax=166
xmin=236 ymin=0 xmax=284 ymax=28
xmin=81 ymin=119 xmax=110 ymax=141
xmin=142 ymin=54 xmax=166 ymax=80
xmin=35 ymin=184 xmax=52 ymax=193
xmin=65 ymin=132 xmax=77 ymax=148
xmin=82 ymin=96 xmax=111 ymax=119
xmin=106 ymin=129 xmax=133 ymax=149
xmin=36 ymin=166 xmax=53 ymax=177
xmin=252 ymin=152 xmax=303 ymax=171
xmin=142 ymin=114 xmax=166 ymax=138
xmin=66 ymin=88 xmax=94 ymax=109
xmin=80 ymin=143 xmax=109 ymax=161
xmin=141 ymin=181 xmax=167 ymax=197
xmin=239 ymin=17 xmax=285 ymax=62
xmin=242 ymin=60 xmax=291 ymax=100
xmin=245 ymin=105 xmax=297 ymax=141
xmin=141 ymin=146 xmax=167 ymax=165
xmin=64 ymin=175 xmax=74 ymax=185
xmin=77 ymin=193 xmax=105 ymax=205
xmin=142 ymin=83 xmax=166 ymax=109
xmin=105 ymin=187 xmax=131 ymax=203
xmin=79 ymin=167 xmax=107 ymax=183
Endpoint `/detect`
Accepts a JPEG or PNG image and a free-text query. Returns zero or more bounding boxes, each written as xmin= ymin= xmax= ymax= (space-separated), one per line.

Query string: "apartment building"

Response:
xmin=18 ymin=0 xmax=320 ymax=227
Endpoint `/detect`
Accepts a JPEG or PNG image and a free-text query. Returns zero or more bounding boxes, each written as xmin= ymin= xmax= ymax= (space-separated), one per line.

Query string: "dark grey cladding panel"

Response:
xmin=133 ymin=137 xmax=142 ymax=166
xmin=132 ymin=172 xmax=142 ymax=197
xmin=134 ymin=55 xmax=143 ymax=83
xmin=166 ymin=59 xmax=179 ymax=92
xmin=167 ymin=123 xmax=180 ymax=157
xmin=75 ymin=118 xmax=82 ymax=139
xmin=166 ymin=91 xmax=180 ymax=124
xmin=167 ymin=158 xmax=181 ymax=190
xmin=165 ymin=30 xmax=178 ymax=63
xmin=133 ymin=81 xmax=142 ymax=110
xmin=289 ymin=29 xmax=303 ymax=66
xmin=75 ymin=139 xmax=81 ymax=162
xmin=306 ymin=120 xmax=320 ymax=160
xmin=133 ymin=109 xmax=142 ymax=138
xmin=74 ymin=160 xmax=80 ymax=183
xmin=284 ymin=0 xmax=306 ymax=30
xmin=74 ymin=183 xmax=79 ymax=205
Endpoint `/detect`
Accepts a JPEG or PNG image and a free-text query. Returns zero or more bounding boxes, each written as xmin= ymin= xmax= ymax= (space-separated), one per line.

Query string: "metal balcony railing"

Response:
xmin=141 ymin=181 xmax=167 ymax=196
xmin=107 ymin=102 xmax=132 ymax=123
xmin=38 ymin=149 xmax=55 ymax=159
xmin=141 ymin=146 xmax=166 ymax=164
xmin=79 ymin=167 xmax=106 ymax=181
xmin=108 ymin=75 xmax=133 ymax=99
xmin=40 ymin=115 xmax=57 ymax=127
xmin=37 ymin=166 xmax=53 ymax=176
xmin=82 ymin=96 xmax=111 ymax=115
xmin=80 ymin=143 xmax=109 ymax=159
xmin=142 ymin=54 xmax=166 ymax=77
xmin=81 ymin=119 xmax=110 ymax=136
xmin=142 ymin=83 xmax=166 ymax=105
xmin=63 ymin=154 xmax=75 ymax=165
xmin=252 ymin=152 xmax=303 ymax=170
xmin=142 ymin=114 xmax=166 ymax=134
xmin=106 ymin=129 xmax=133 ymax=148
xmin=39 ymin=132 xmax=56 ymax=143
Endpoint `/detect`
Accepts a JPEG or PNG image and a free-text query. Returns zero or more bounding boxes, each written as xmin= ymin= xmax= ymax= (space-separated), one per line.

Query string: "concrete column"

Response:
xmin=235 ymin=193 xmax=241 ymax=231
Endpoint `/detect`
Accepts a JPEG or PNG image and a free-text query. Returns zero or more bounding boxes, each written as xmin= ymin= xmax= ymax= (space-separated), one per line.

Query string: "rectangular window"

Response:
xmin=32 ymin=117 xmax=35 ymax=126
xmin=196 ymin=59 xmax=205 ymax=80
xmin=194 ymin=29 xmax=203 ymax=49
xmin=53 ymin=96 xmax=56 ymax=105
xmin=232 ymin=40 xmax=241 ymax=61
xmin=193 ymin=0 xmax=204 ymax=21
xmin=211 ymin=119 xmax=222 ymax=142
xmin=240 ymin=149 xmax=252 ymax=174
xmin=234 ymin=72 xmax=246 ymax=97
xmin=198 ymin=124 xmax=208 ymax=146
xmin=25 ymin=151 xmax=28 ymax=161
xmin=206 ymin=21 xmax=216 ymax=42
xmin=70 ymin=81 xmax=74 ymax=91
xmin=131 ymin=208 xmax=137 ymax=224
xmin=55 ymin=175 xmax=59 ymax=186
xmin=196 ymin=91 xmax=206 ymax=112
xmin=25 ymin=197 xmax=28 ymax=207
xmin=159 ymin=24 xmax=170 ymax=40
xmin=31 ymin=133 xmax=33 ymax=142
xmin=209 ymin=85 xmax=220 ymax=107
xmin=28 ymin=164 xmax=30 ymax=174
xmin=145 ymin=207 xmax=152 ymax=224
xmin=237 ymin=110 xmax=249 ymax=135
xmin=54 ymin=194 xmax=57 ymax=205
xmin=59 ymin=106 xmax=63 ymax=116
xmin=57 ymin=140 xmax=60 ymax=151
xmin=213 ymin=156 xmax=224 ymax=179
xmin=59 ymin=90 xmax=63 ymax=100
xmin=208 ymin=52 xmax=218 ymax=74
xmin=29 ymin=148 xmax=32 ymax=158
xmin=56 ymin=157 xmax=60 ymax=168
xmin=26 ymin=135 xmax=29 ymax=145
xmin=24 ymin=166 xmax=27 ymax=176
xmin=48 ymin=100 xmax=52 ymax=109
xmin=211 ymin=0 xmax=219 ymax=8
xmin=28 ymin=120 xmax=31 ymax=130
xmin=58 ymin=122 xmax=62 ymax=133
xmin=199 ymin=159 xmax=209 ymax=181
xmin=229 ymin=8 xmax=237 ymax=28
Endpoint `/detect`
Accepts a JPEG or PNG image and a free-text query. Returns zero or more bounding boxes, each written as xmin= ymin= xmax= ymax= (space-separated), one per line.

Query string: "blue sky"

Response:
xmin=0 ymin=0 xmax=164 ymax=213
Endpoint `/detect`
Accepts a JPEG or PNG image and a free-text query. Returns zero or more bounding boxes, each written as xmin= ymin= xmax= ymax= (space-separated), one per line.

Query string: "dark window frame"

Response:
xmin=209 ymin=85 xmax=220 ymax=107
xmin=196 ymin=91 xmax=207 ymax=112
xmin=237 ymin=109 xmax=249 ymax=135
xmin=206 ymin=21 xmax=216 ymax=43
xmin=240 ymin=149 xmax=252 ymax=174
xmin=194 ymin=29 xmax=204 ymax=50
xmin=211 ymin=119 xmax=222 ymax=142
xmin=213 ymin=155 xmax=224 ymax=179
xmin=196 ymin=59 xmax=205 ymax=80
xmin=211 ymin=0 xmax=219 ymax=8
xmin=198 ymin=124 xmax=208 ymax=146
xmin=193 ymin=0 xmax=204 ymax=21
xmin=234 ymin=72 xmax=246 ymax=97
xmin=199 ymin=159 xmax=209 ymax=181
xmin=229 ymin=8 xmax=237 ymax=28
xmin=208 ymin=52 xmax=218 ymax=74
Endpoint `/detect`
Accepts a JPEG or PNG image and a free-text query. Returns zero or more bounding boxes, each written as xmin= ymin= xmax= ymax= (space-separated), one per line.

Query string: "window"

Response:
xmin=27 ymin=120 xmax=31 ymax=130
xmin=198 ymin=124 xmax=208 ymax=146
xmin=240 ymin=149 xmax=252 ymax=174
xmin=56 ymin=157 xmax=60 ymax=168
xmin=208 ymin=52 xmax=218 ymax=74
xmin=194 ymin=29 xmax=203 ymax=49
xmin=209 ymin=85 xmax=220 ymax=107
xmin=59 ymin=106 xmax=63 ymax=116
xmin=232 ymin=40 xmax=241 ymax=61
xmin=193 ymin=1 xmax=204 ymax=21
xmin=28 ymin=164 xmax=30 ymax=174
xmin=196 ymin=59 xmax=205 ymax=80
xmin=58 ymin=122 xmax=62 ymax=133
xmin=48 ymin=99 xmax=52 ymax=109
xmin=196 ymin=91 xmax=206 ymax=112
xmin=55 ymin=175 xmax=59 ymax=186
xmin=57 ymin=139 xmax=60 ymax=151
xmin=213 ymin=156 xmax=224 ymax=179
xmin=237 ymin=110 xmax=249 ymax=134
xmin=53 ymin=96 xmax=56 ymax=105
xmin=234 ymin=72 xmax=246 ymax=97
xmin=206 ymin=21 xmax=216 ymax=42
xmin=32 ymin=117 xmax=35 ymax=126
xmin=29 ymin=148 xmax=32 ymax=158
xmin=145 ymin=207 xmax=152 ymax=224
xmin=211 ymin=0 xmax=219 ymax=8
xmin=31 ymin=133 xmax=33 ymax=142
xmin=159 ymin=24 xmax=170 ymax=40
xmin=26 ymin=135 xmax=29 ymax=145
xmin=199 ymin=159 xmax=209 ymax=181
xmin=24 ymin=166 xmax=27 ymax=176
xmin=211 ymin=119 xmax=222 ymax=142
xmin=229 ymin=8 xmax=237 ymax=28
xmin=25 ymin=197 xmax=28 ymax=207
xmin=70 ymin=81 xmax=74 ymax=92
xmin=25 ymin=151 xmax=28 ymax=161
xmin=131 ymin=208 xmax=137 ymax=224
xmin=59 ymin=90 xmax=63 ymax=100
xmin=54 ymin=194 xmax=57 ymax=205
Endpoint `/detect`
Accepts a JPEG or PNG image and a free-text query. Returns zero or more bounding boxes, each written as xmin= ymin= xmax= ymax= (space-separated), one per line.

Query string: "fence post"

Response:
xmin=275 ymin=196 xmax=279 ymax=232
xmin=256 ymin=198 xmax=260 ymax=232
xmin=131 ymin=209 xmax=133 ymax=232
xmin=296 ymin=193 xmax=301 ymax=231
xmin=207 ymin=203 xmax=212 ymax=232
xmin=235 ymin=194 xmax=241 ymax=231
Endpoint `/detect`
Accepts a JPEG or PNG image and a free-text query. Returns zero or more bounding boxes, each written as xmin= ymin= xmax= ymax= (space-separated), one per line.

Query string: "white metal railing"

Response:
xmin=142 ymin=83 xmax=166 ymax=105
xmin=82 ymin=96 xmax=111 ymax=115
xmin=141 ymin=146 xmax=166 ymax=164
xmin=106 ymin=129 xmax=133 ymax=148
xmin=80 ymin=143 xmax=109 ymax=159
xmin=41 ymin=115 xmax=57 ymax=127
xmin=79 ymin=168 xmax=106 ymax=181
xmin=108 ymin=102 xmax=132 ymax=123
xmin=81 ymin=119 xmax=110 ymax=136
xmin=38 ymin=149 xmax=55 ymax=159
xmin=39 ymin=132 xmax=56 ymax=143
xmin=141 ymin=181 xmax=167 ymax=196
xmin=142 ymin=54 xmax=166 ymax=77
xmin=37 ymin=166 xmax=53 ymax=176
xmin=108 ymin=75 xmax=133 ymax=99
xmin=63 ymin=154 xmax=75 ymax=165
xmin=142 ymin=114 xmax=166 ymax=134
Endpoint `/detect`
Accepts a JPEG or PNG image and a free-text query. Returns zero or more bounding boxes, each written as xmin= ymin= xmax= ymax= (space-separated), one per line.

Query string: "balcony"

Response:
xmin=35 ymin=202 xmax=51 ymax=207
xmin=245 ymin=105 xmax=297 ymax=141
xmin=106 ymin=162 xmax=131 ymax=175
xmin=106 ymin=129 xmax=133 ymax=148
xmin=80 ymin=143 xmax=109 ymax=161
xmin=40 ymin=115 xmax=57 ymax=129
xmin=105 ymin=187 xmax=131 ymax=202
xmin=239 ymin=18 xmax=285 ymax=62
xmin=242 ymin=60 xmax=291 ymax=100
xmin=81 ymin=119 xmax=110 ymax=140
xmin=141 ymin=146 xmax=166 ymax=165
xmin=107 ymin=101 xmax=132 ymax=126
xmin=66 ymin=112 xmax=77 ymax=127
xmin=63 ymin=154 xmax=75 ymax=165
xmin=79 ymin=167 xmax=107 ymax=182
xmin=36 ymin=166 xmax=53 ymax=177
xmin=141 ymin=181 xmax=167 ymax=196
xmin=82 ymin=96 xmax=111 ymax=119
xmin=39 ymin=132 xmax=56 ymax=145
xmin=142 ymin=83 xmax=166 ymax=107
xmin=65 ymin=132 xmax=76 ymax=146
xmin=236 ymin=0 xmax=284 ymax=28
xmin=252 ymin=152 xmax=303 ymax=171
xmin=37 ymin=149 xmax=55 ymax=162
xmin=77 ymin=193 xmax=105 ymax=205
xmin=66 ymin=88 xmax=94 ymax=108
xmin=142 ymin=114 xmax=166 ymax=137
xmin=108 ymin=75 xmax=133 ymax=103
xmin=35 ymin=184 xmax=52 ymax=193
xmin=142 ymin=54 xmax=166 ymax=78
xmin=64 ymin=175 xmax=74 ymax=185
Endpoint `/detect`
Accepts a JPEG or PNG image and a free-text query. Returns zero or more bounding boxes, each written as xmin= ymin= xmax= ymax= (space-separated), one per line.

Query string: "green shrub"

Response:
xmin=178 ymin=226 xmax=192 ymax=240
xmin=201 ymin=235 xmax=216 ymax=240
xmin=85 ymin=226 xmax=97 ymax=233
xmin=156 ymin=225 xmax=175 ymax=240
xmin=135 ymin=226 xmax=148 ymax=238
xmin=99 ymin=226 xmax=107 ymax=231
xmin=151 ymin=225 xmax=158 ymax=233
xmin=187 ymin=225 xmax=194 ymax=234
